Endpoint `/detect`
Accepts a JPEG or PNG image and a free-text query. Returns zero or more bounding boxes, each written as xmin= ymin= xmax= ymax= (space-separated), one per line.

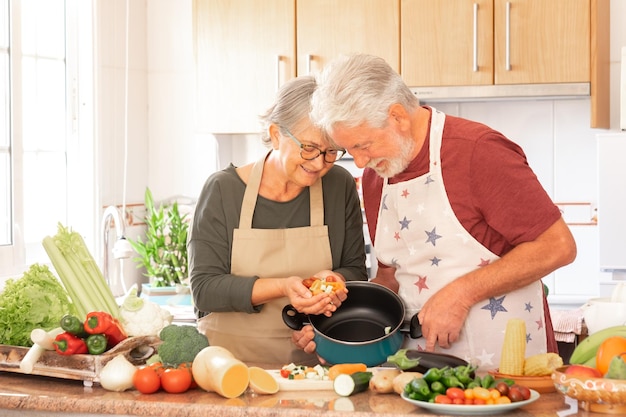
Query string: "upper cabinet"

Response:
xmin=296 ymin=0 xmax=399 ymax=76
xmin=401 ymin=0 xmax=610 ymax=128
xmin=194 ymin=0 xmax=296 ymax=134
xmin=195 ymin=0 xmax=609 ymax=133
xmin=194 ymin=0 xmax=399 ymax=134
xmin=401 ymin=0 xmax=494 ymax=87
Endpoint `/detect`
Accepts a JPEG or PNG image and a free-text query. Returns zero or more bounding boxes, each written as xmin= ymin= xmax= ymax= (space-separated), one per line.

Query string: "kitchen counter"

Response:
xmin=0 ymin=370 xmax=613 ymax=417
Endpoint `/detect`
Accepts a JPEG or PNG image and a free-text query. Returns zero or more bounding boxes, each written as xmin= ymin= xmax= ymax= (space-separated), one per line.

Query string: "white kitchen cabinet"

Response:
xmin=402 ymin=0 xmax=610 ymax=128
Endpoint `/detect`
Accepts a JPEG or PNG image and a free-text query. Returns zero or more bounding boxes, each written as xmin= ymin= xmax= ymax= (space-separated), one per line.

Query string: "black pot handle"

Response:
xmin=281 ymin=304 xmax=309 ymax=330
xmin=400 ymin=313 xmax=423 ymax=339
xmin=409 ymin=313 xmax=422 ymax=339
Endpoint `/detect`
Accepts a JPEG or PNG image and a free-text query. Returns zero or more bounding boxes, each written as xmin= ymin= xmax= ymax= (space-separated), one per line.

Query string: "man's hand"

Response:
xmin=418 ymin=283 xmax=472 ymax=350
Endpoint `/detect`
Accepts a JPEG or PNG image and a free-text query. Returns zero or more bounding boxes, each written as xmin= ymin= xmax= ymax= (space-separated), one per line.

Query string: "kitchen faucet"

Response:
xmin=101 ymin=205 xmax=133 ymax=295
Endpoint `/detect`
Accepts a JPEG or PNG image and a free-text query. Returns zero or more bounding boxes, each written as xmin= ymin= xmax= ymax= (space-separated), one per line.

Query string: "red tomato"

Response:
xmin=161 ymin=368 xmax=192 ymax=394
xmin=324 ymin=276 xmax=337 ymax=282
xmin=446 ymin=387 xmax=465 ymax=401
xmin=280 ymin=368 xmax=291 ymax=378
xmin=148 ymin=361 xmax=165 ymax=377
xmin=302 ymin=277 xmax=317 ymax=288
xmin=434 ymin=394 xmax=452 ymax=404
xmin=133 ymin=366 xmax=161 ymax=394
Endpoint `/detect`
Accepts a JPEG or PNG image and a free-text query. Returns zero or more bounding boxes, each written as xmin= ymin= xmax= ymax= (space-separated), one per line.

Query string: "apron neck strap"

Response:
xmin=239 ymin=151 xmax=324 ymax=229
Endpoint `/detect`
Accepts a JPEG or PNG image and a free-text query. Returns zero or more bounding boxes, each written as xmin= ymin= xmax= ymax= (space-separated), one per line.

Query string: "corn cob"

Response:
xmin=499 ymin=318 xmax=526 ymax=375
xmin=523 ymin=352 xmax=563 ymax=376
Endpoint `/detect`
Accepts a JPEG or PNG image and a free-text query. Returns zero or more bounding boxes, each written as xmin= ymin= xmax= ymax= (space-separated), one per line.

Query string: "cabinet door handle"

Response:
xmin=276 ymin=55 xmax=281 ymax=91
xmin=473 ymin=3 xmax=478 ymax=72
xmin=306 ymin=54 xmax=312 ymax=75
xmin=505 ymin=1 xmax=511 ymax=71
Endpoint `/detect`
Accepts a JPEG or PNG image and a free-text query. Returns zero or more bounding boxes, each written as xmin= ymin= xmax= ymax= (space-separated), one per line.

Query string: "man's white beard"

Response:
xmin=366 ymin=132 xmax=415 ymax=178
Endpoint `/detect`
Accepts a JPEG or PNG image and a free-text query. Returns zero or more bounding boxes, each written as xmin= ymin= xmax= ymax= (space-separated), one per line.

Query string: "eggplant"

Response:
xmin=385 ymin=348 xmax=469 ymax=373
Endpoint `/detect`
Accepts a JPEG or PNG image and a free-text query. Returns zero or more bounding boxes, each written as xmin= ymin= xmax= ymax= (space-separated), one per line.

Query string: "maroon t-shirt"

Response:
xmin=362 ymin=107 xmax=561 ymax=352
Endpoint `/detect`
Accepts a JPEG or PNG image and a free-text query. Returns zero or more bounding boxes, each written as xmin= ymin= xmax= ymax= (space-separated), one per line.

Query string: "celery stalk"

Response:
xmin=42 ymin=236 xmax=91 ymax=318
xmin=62 ymin=249 xmax=105 ymax=313
xmin=73 ymin=233 xmax=120 ymax=316
xmin=43 ymin=223 xmax=120 ymax=319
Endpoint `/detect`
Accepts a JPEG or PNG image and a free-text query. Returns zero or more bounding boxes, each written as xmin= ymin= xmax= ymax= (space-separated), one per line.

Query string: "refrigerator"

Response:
xmin=597 ymin=133 xmax=626 ymax=282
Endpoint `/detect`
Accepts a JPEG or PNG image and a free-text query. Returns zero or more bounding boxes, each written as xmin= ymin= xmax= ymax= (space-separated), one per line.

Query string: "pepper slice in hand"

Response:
xmin=84 ymin=311 xmax=128 ymax=348
xmin=53 ymin=332 xmax=88 ymax=355
xmin=86 ymin=334 xmax=108 ymax=355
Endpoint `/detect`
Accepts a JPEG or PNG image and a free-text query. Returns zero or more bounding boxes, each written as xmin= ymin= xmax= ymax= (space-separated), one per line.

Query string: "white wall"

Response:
xmin=97 ymin=0 xmax=626 ymax=303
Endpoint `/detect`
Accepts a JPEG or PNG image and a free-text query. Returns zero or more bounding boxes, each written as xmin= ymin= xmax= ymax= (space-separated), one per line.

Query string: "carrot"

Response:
xmin=328 ymin=363 xmax=368 ymax=380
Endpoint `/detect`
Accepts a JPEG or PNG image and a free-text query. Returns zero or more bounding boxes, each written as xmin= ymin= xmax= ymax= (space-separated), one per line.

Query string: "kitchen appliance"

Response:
xmin=619 ymin=46 xmax=626 ymax=130
xmin=597 ymin=133 xmax=626 ymax=275
xmin=282 ymin=281 xmax=420 ymax=367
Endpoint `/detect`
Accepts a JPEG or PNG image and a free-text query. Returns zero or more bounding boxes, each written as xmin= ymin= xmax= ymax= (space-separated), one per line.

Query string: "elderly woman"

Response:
xmin=188 ymin=75 xmax=368 ymax=364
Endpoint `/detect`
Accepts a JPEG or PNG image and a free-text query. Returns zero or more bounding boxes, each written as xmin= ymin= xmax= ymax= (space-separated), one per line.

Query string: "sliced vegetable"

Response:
xmin=280 ymin=363 xmax=329 ymax=380
xmin=333 ymin=371 xmax=373 ymax=397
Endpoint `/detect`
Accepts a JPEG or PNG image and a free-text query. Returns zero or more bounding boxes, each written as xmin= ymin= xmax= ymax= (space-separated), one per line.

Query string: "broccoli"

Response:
xmin=156 ymin=324 xmax=209 ymax=367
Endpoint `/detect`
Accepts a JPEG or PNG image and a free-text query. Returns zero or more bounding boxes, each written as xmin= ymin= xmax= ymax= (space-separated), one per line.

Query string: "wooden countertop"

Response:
xmin=0 ymin=370 xmax=616 ymax=417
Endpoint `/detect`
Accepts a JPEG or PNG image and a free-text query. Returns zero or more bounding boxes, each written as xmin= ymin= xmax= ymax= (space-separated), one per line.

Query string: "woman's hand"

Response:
xmin=310 ymin=271 xmax=348 ymax=317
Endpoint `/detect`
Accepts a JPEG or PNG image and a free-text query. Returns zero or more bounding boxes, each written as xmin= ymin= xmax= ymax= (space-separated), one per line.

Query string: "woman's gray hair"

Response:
xmin=259 ymin=75 xmax=320 ymax=145
xmin=311 ymin=54 xmax=420 ymax=133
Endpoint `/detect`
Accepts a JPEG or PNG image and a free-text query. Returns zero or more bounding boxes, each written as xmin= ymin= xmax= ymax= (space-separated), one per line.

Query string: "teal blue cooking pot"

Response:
xmin=282 ymin=281 xmax=418 ymax=367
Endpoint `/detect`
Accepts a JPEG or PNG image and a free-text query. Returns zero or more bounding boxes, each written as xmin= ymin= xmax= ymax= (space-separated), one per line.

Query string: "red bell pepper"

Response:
xmin=84 ymin=311 xmax=128 ymax=348
xmin=53 ymin=332 xmax=88 ymax=355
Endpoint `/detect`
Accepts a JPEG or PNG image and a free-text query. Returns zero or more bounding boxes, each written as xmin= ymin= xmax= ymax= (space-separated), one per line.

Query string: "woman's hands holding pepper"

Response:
xmin=285 ymin=272 xmax=347 ymax=317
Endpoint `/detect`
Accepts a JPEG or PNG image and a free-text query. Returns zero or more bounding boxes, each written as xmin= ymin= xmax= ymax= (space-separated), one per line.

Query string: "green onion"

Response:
xmin=43 ymin=223 xmax=120 ymax=319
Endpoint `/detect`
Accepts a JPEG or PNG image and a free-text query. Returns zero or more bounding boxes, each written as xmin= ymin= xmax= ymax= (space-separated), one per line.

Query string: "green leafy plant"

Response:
xmin=129 ymin=188 xmax=189 ymax=287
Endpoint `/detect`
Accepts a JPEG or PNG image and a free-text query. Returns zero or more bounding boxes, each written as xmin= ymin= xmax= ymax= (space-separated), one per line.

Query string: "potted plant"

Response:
xmin=129 ymin=188 xmax=190 ymax=294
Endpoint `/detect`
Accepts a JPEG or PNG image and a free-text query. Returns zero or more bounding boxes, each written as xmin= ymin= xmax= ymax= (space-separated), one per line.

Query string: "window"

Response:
xmin=0 ymin=0 xmax=94 ymax=279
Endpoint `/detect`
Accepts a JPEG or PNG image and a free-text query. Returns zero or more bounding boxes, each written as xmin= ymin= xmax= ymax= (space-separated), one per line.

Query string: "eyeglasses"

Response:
xmin=283 ymin=128 xmax=346 ymax=163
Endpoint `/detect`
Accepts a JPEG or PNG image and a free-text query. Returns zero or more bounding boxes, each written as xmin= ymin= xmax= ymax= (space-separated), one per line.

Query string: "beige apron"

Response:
xmin=198 ymin=152 xmax=333 ymax=364
xmin=374 ymin=107 xmax=546 ymax=371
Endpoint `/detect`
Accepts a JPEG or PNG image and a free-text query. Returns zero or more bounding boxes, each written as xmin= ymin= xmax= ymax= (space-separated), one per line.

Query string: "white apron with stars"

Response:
xmin=373 ymin=107 xmax=546 ymax=370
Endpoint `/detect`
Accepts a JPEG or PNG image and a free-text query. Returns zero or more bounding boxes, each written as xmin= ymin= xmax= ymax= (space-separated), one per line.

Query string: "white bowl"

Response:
xmin=582 ymin=297 xmax=626 ymax=335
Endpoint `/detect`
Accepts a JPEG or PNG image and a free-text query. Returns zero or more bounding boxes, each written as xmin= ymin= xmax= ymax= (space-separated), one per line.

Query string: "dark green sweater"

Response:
xmin=188 ymin=163 xmax=368 ymax=317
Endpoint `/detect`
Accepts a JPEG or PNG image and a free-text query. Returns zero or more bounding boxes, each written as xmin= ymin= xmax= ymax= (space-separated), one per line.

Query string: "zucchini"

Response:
xmin=333 ymin=371 xmax=373 ymax=397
